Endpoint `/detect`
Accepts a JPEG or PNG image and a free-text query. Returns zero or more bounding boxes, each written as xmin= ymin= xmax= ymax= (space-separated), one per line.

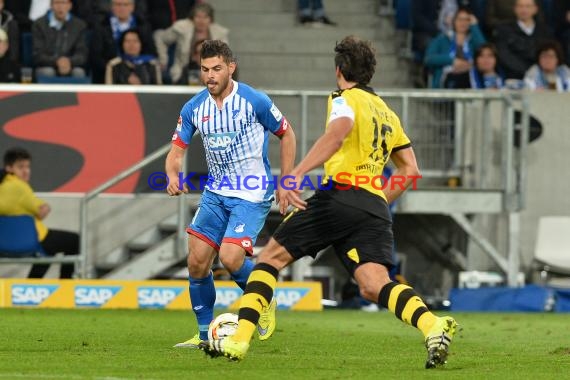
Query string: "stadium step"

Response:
xmin=206 ymin=0 xmax=411 ymax=89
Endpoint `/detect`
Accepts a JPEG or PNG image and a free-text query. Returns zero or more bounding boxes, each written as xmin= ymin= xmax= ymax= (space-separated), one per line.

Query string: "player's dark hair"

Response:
xmin=189 ymin=2 xmax=215 ymax=22
xmin=201 ymin=40 xmax=234 ymax=64
xmin=334 ymin=35 xmax=376 ymax=85
xmin=2 ymin=147 xmax=31 ymax=182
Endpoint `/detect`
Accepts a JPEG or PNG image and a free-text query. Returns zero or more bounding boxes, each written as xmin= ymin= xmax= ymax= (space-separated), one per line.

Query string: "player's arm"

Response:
xmin=165 ymin=144 xmax=188 ymax=196
xmin=278 ymin=117 xmax=352 ymax=212
xmin=275 ymin=126 xmax=297 ymax=213
xmin=384 ymin=147 xmax=421 ymax=204
xmin=278 ymin=126 xmax=296 ymax=178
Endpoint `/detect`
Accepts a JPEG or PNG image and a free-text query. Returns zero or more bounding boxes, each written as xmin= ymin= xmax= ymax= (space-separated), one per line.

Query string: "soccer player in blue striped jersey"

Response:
xmin=165 ymin=40 xmax=296 ymax=348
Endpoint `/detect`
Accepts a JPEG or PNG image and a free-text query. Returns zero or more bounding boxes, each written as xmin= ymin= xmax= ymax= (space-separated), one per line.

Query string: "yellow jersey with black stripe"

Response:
xmin=324 ymin=85 xmax=411 ymax=202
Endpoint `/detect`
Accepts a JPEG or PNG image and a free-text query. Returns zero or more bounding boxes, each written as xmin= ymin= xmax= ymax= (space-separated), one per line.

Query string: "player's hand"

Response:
xmin=279 ymin=188 xmax=307 ymax=214
xmin=276 ymin=174 xmax=307 ymax=214
xmin=166 ymin=176 xmax=188 ymax=196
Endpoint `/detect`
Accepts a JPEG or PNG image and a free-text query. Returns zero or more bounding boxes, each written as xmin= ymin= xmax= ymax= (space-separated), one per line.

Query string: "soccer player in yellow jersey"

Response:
xmin=202 ymin=36 xmax=459 ymax=369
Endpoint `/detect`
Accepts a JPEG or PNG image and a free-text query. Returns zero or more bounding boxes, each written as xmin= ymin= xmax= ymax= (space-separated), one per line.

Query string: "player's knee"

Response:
xmin=187 ymin=254 xmax=211 ymax=277
xmin=218 ymin=253 xmax=242 ymax=273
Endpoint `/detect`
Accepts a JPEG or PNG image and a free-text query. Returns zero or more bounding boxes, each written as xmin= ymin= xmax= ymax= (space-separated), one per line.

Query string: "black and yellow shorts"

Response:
xmin=273 ymin=188 xmax=394 ymax=274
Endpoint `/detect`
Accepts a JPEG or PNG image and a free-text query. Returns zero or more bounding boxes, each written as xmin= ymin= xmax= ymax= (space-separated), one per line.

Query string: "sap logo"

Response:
xmin=206 ymin=132 xmax=237 ymax=151
xmin=75 ymin=286 xmax=121 ymax=307
xmin=12 ymin=285 xmax=59 ymax=306
xmin=274 ymin=288 xmax=309 ymax=309
xmin=214 ymin=287 xmax=243 ymax=308
xmin=138 ymin=287 xmax=184 ymax=308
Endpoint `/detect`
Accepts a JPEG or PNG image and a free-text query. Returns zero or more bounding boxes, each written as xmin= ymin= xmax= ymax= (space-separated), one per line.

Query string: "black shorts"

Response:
xmin=273 ymin=189 xmax=394 ymax=274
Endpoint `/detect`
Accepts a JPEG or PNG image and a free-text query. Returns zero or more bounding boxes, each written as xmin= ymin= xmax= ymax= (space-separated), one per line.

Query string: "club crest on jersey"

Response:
xmin=206 ymin=132 xmax=237 ymax=151
xmin=234 ymin=223 xmax=245 ymax=233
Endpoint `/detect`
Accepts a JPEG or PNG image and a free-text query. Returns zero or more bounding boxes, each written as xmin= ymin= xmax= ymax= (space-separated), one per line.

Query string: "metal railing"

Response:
xmin=77 ymin=143 xmax=187 ymax=278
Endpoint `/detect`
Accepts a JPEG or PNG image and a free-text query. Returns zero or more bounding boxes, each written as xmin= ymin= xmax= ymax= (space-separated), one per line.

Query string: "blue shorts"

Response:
xmin=187 ymin=190 xmax=272 ymax=255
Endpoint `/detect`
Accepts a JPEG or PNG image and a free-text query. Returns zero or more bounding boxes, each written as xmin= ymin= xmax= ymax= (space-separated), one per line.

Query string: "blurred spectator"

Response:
xmin=495 ymin=0 xmax=552 ymax=80
xmin=177 ymin=38 xmax=204 ymax=85
xmin=298 ymin=0 xmax=336 ymax=26
xmin=412 ymin=0 xmax=441 ymax=58
xmin=90 ymin=0 xmax=156 ymax=83
xmin=524 ymin=40 xmax=570 ymax=91
xmin=140 ymin=0 xmax=197 ymax=31
xmin=438 ymin=0 xmax=458 ymax=35
xmin=0 ymin=147 xmax=79 ymax=279
xmin=424 ymin=7 xmax=486 ymax=88
xmin=486 ymin=0 xmax=545 ymax=38
xmin=0 ymin=0 xmax=19 ymax=62
xmin=470 ymin=43 xmax=504 ymax=88
xmin=105 ymin=28 xmax=161 ymax=84
xmin=154 ymin=2 xmax=227 ymax=84
xmin=4 ymin=0 xmax=51 ymax=32
xmin=554 ymin=0 xmax=570 ymax=65
xmin=0 ymin=28 xmax=19 ymax=82
xmin=32 ymin=0 xmax=88 ymax=79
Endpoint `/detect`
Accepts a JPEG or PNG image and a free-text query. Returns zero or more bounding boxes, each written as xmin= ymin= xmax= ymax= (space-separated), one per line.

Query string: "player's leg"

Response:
xmin=343 ymin=213 xmax=458 ymax=368
xmin=175 ymin=191 xmax=226 ymax=347
xmin=203 ymin=191 xmax=340 ymax=360
xmin=218 ymin=198 xmax=278 ymax=340
xmin=205 ymin=238 xmax=294 ymax=359
xmin=218 ymin=197 xmax=271 ymax=290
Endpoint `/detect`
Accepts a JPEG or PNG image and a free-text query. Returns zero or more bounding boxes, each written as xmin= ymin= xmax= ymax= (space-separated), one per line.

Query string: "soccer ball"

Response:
xmin=208 ymin=312 xmax=239 ymax=342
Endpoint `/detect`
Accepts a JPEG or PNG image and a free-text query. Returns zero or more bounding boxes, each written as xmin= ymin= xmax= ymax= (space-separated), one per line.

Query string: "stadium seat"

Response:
xmin=534 ymin=216 xmax=570 ymax=280
xmin=20 ymin=32 xmax=33 ymax=68
xmin=0 ymin=215 xmax=80 ymax=271
xmin=36 ymin=76 xmax=92 ymax=84
xmin=394 ymin=0 xmax=412 ymax=30
xmin=0 ymin=215 xmax=45 ymax=257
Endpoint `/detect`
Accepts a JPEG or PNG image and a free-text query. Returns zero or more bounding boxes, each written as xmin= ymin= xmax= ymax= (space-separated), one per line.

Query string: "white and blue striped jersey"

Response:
xmin=172 ymin=81 xmax=289 ymax=202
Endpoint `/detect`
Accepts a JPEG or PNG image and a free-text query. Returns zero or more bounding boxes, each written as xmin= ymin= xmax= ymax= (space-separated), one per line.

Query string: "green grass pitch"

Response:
xmin=0 ymin=308 xmax=569 ymax=379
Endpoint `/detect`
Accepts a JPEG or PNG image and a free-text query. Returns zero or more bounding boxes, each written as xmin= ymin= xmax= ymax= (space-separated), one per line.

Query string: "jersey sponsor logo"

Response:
xmin=11 ymin=285 xmax=59 ymax=306
xmin=206 ymin=132 xmax=237 ymax=151
xmin=234 ymin=223 xmax=245 ymax=233
xmin=176 ymin=116 xmax=182 ymax=131
xmin=74 ymin=286 xmax=122 ymax=307
xmin=274 ymin=288 xmax=309 ymax=308
xmin=137 ymin=287 xmax=184 ymax=308
xmin=270 ymin=103 xmax=283 ymax=121
xmin=333 ymin=97 xmax=346 ymax=105
xmin=202 ymin=115 xmax=211 ymax=122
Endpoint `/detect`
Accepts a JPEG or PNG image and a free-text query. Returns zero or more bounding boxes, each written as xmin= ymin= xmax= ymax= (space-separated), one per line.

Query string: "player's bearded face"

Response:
xmin=201 ymin=56 xmax=236 ymax=97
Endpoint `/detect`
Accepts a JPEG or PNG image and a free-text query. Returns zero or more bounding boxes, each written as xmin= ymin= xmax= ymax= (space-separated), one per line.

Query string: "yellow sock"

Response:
xmin=378 ymin=282 xmax=437 ymax=336
xmin=232 ymin=263 xmax=278 ymax=342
